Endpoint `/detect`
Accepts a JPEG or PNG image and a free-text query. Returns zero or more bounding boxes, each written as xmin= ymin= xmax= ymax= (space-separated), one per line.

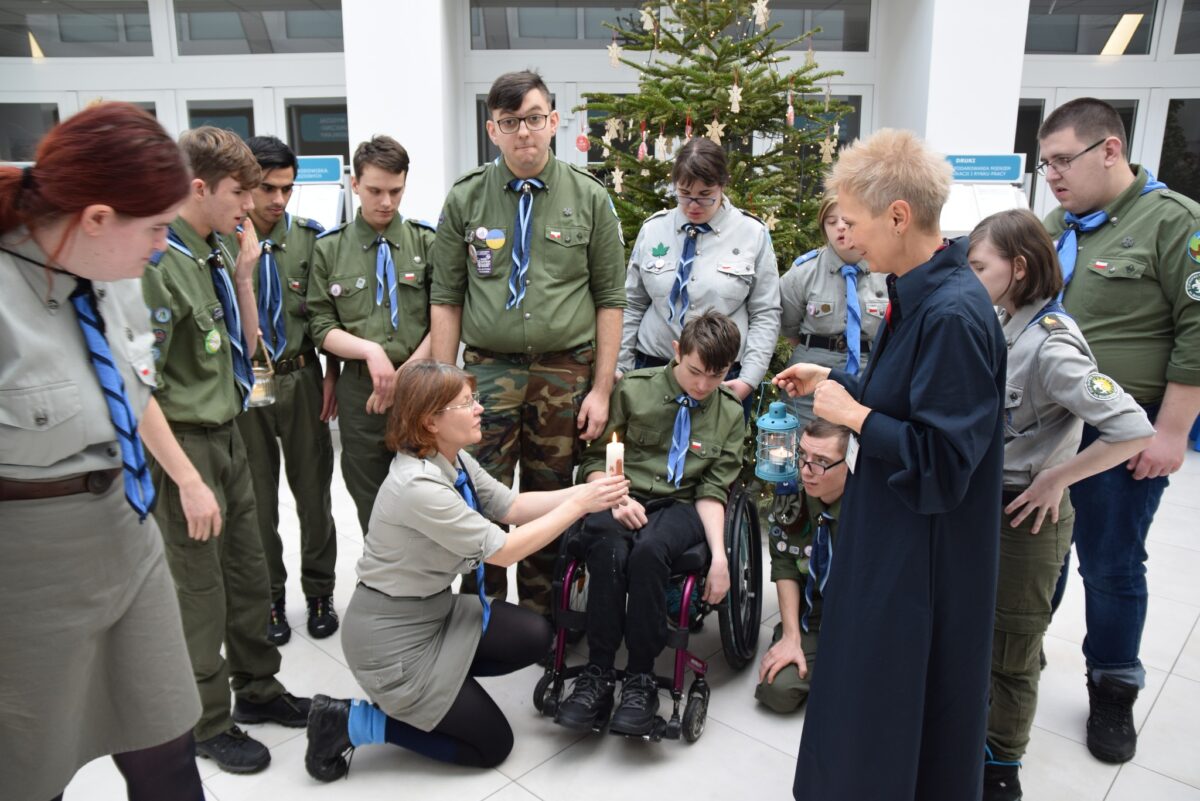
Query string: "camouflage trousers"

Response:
xmin=459 ymin=344 xmax=593 ymax=615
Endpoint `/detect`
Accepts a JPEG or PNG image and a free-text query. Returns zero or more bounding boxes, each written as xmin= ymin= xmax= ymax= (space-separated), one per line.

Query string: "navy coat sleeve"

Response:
xmin=856 ymin=311 xmax=1001 ymax=515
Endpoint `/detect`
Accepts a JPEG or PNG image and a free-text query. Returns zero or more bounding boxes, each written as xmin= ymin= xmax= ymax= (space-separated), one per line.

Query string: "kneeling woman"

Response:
xmin=305 ymin=360 xmax=628 ymax=780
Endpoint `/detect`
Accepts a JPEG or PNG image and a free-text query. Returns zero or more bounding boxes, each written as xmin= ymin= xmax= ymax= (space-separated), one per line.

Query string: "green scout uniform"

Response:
xmin=755 ymin=492 xmax=841 ymax=713
xmin=307 ymin=210 xmax=435 ymax=535
xmin=432 ymin=151 xmax=626 ymax=613
xmin=141 ymin=217 xmax=286 ymax=742
xmin=225 ymin=213 xmax=338 ymax=603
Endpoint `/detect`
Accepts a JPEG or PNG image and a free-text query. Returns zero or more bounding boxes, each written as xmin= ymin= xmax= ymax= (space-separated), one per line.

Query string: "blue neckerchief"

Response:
xmin=454 ymin=460 xmax=490 ymax=633
xmin=665 ymin=393 xmax=700 ymax=487
xmin=841 ymin=264 xmax=862 ymax=376
xmin=667 ymin=222 xmax=712 ymax=324
xmin=506 ymin=177 xmax=545 ymax=309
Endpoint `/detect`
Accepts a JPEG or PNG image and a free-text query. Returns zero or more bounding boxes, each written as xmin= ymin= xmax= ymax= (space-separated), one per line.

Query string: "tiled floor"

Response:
xmin=66 ymin=443 xmax=1200 ymax=800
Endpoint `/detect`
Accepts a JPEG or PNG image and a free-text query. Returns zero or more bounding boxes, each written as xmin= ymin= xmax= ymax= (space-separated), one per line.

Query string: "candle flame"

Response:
xmin=612 ymin=432 xmax=618 ymax=443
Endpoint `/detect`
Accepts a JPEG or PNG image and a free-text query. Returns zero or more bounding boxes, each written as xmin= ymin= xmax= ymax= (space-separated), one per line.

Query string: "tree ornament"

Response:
xmin=685 ymin=111 xmax=693 ymax=140
xmin=613 ymin=166 xmax=625 ymax=193
xmin=752 ymin=0 xmax=770 ymax=27
xmin=705 ymin=116 xmax=725 ymax=145
xmin=833 ymin=122 xmax=841 ymax=140
xmin=805 ymin=36 xmax=815 ymax=67
xmin=637 ymin=120 xmax=648 ymax=162
xmin=729 ymin=71 xmax=742 ymax=114
xmin=640 ymin=168 xmax=650 ymax=177
xmin=824 ymin=78 xmax=831 ymax=112
xmin=576 ymin=133 xmax=589 ymax=152
xmin=764 ymin=210 xmax=779 ymax=231
xmin=607 ymin=36 xmax=622 ymax=68
xmin=639 ymin=7 xmax=655 ymax=31
xmin=786 ymin=88 xmax=795 ymax=128
xmin=820 ymin=136 xmax=836 ymax=163
xmin=603 ymin=117 xmax=620 ymax=141
xmin=654 ymin=125 xmax=668 ymax=158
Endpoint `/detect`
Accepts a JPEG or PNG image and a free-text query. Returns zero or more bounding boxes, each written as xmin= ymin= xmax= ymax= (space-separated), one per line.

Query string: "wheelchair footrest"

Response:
xmin=553 ymin=608 xmax=587 ymax=631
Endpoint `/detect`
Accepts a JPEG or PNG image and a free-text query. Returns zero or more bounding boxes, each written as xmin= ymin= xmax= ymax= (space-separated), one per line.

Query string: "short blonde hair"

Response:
xmin=826 ymin=128 xmax=952 ymax=232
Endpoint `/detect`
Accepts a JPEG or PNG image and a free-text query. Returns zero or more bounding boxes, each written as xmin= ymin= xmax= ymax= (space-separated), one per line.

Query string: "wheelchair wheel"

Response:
xmin=533 ymin=671 xmax=555 ymax=716
xmin=682 ymin=695 xmax=707 ymax=743
xmin=718 ymin=484 xmax=763 ymax=670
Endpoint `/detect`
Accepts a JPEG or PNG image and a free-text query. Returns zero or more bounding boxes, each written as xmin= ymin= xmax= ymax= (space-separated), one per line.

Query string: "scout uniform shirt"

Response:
xmin=141 ymin=217 xmax=243 ymax=426
xmin=1000 ymin=299 xmax=1154 ymax=490
xmin=1045 ymin=165 xmax=1200 ymax=405
xmin=620 ymin=199 xmax=782 ymax=388
xmin=430 ymin=152 xmax=626 ymax=355
xmin=780 ymin=246 xmax=888 ymax=344
xmin=577 ymin=363 xmax=744 ymax=503
xmin=307 ymin=210 xmax=435 ymax=365
xmin=224 ymin=212 xmax=324 ymax=364
xmin=767 ymin=493 xmax=841 ymax=631
xmin=1 ymin=231 xmax=157 ymax=479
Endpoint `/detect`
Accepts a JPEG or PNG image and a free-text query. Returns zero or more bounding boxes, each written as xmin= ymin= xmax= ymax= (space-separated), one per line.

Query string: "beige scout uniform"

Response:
xmin=620 ymin=200 xmax=781 ymax=389
xmin=0 ymin=232 xmax=199 ymax=801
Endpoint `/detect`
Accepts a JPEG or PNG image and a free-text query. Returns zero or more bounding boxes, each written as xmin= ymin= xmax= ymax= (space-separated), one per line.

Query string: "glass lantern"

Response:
xmin=755 ymin=401 xmax=800 ymax=482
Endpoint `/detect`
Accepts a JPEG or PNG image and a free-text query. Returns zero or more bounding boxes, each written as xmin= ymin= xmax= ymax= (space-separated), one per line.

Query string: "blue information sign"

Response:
xmin=295 ymin=155 xmax=344 ymax=184
xmin=945 ymin=154 xmax=1025 ymax=183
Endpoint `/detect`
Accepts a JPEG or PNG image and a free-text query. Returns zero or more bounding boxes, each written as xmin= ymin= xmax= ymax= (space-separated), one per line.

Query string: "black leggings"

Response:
xmin=49 ymin=732 xmax=203 ymax=801
xmin=381 ymin=601 xmax=552 ymax=768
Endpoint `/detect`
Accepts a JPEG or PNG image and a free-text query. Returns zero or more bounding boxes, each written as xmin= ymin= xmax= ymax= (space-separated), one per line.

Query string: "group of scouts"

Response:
xmin=134 ymin=64 xmax=1199 ymax=801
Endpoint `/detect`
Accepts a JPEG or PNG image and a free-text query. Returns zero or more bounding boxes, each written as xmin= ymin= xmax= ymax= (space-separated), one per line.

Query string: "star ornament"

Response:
xmin=607 ymin=40 xmax=622 ymax=68
xmin=752 ymin=0 xmax=770 ymax=27
xmin=764 ymin=211 xmax=779 ymax=231
xmin=705 ymin=118 xmax=726 ymax=145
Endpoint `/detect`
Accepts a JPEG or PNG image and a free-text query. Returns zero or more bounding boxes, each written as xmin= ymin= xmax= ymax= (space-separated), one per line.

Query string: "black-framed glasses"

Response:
xmin=799 ymin=456 xmax=846 ymax=476
xmin=494 ymin=114 xmax=549 ymax=134
xmin=1035 ymin=138 xmax=1106 ymax=176
xmin=677 ymin=194 xmax=720 ymax=208
xmin=436 ymin=392 xmax=480 ymax=414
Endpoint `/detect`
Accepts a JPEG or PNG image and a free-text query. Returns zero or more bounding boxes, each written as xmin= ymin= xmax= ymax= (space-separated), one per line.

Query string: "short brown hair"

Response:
xmin=968 ymin=208 xmax=1062 ymax=309
xmin=1038 ymin=98 xmax=1128 ymax=157
xmin=353 ymin=135 xmax=410 ymax=179
xmin=678 ymin=310 xmax=740 ymax=373
xmin=178 ymin=126 xmax=260 ymax=190
xmin=487 ymin=70 xmax=551 ymax=114
xmin=672 ymin=137 xmax=729 ymax=188
xmin=385 ymin=360 xmax=476 ymax=458
xmin=803 ymin=418 xmax=851 ymax=453
xmin=826 ymin=128 xmax=952 ymax=232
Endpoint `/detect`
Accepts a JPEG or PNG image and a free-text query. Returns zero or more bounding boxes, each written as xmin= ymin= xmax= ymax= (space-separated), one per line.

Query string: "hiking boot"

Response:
xmin=556 ymin=664 xmax=615 ymax=731
xmin=1086 ymin=673 xmax=1138 ymax=763
xmin=609 ymin=672 xmax=660 ymax=736
xmin=268 ymin=597 xmax=290 ymax=646
xmin=307 ymin=595 xmax=339 ymax=639
xmin=233 ymin=691 xmax=311 ymax=728
xmin=305 ymin=695 xmax=354 ymax=782
xmin=195 ymin=725 xmax=270 ymax=774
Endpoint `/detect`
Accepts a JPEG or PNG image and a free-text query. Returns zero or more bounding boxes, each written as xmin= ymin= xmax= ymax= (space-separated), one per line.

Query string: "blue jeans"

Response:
xmin=1054 ymin=406 xmax=1166 ymax=689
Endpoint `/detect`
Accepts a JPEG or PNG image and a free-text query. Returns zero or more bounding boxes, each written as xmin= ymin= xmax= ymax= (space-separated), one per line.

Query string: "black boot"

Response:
xmin=983 ymin=744 xmax=1023 ymax=801
xmin=305 ymin=694 xmax=354 ymax=782
xmin=268 ymin=596 xmax=290 ymax=646
xmin=195 ymin=725 xmax=270 ymax=774
xmin=307 ymin=595 xmax=339 ymax=639
xmin=233 ymin=691 xmax=311 ymax=727
xmin=556 ymin=664 xmax=616 ymax=731
xmin=609 ymin=672 xmax=660 ymax=736
xmin=1086 ymin=673 xmax=1138 ymax=763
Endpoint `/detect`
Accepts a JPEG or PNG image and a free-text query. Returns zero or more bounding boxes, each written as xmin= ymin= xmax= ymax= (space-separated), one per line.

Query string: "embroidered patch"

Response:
xmin=549 ymin=230 xmax=561 ymax=240
xmin=485 ymin=229 xmax=506 ymax=250
xmin=776 ymin=539 xmax=788 ymax=553
xmin=651 ymin=242 xmax=669 ymax=257
xmin=1085 ymin=372 xmax=1119 ymax=401
xmin=153 ymin=328 xmax=166 ymax=344
xmin=1186 ymin=271 xmax=1200 ymax=302
xmin=152 ymin=307 xmax=171 ymax=323
xmin=204 ymin=329 xmax=221 ymax=354
xmin=1189 ymin=231 xmax=1200 ymax=265
xmin=330 ymin=283 xmax=342 ymax=297
xmin=355 ymin=276 xmax=366 ymax=289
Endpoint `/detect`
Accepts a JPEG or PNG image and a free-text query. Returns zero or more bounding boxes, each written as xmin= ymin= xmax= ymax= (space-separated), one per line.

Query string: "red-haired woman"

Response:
xmin=0 ymin=102 xmax=220 ymax=801
xmin=304 ymin=359 xmax=627 ymax=781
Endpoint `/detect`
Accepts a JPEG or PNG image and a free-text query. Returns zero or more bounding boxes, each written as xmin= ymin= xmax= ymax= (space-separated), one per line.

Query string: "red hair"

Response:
xmin=385 ymin=360 xmax=476 ymax=458
xmin=0 ymin=102 xmax=189 ymax=240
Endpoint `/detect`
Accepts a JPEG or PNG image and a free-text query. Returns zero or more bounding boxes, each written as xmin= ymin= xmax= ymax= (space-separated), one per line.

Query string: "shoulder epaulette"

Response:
xmin=1152 ymin=187 xmax=1200 ymax=216
xmin=451 ymin=164 xmax=489 ymax=187
xmin=643 ymin=209 xmax=670 ymax=224
xmin=407 ymin=218 xmax=437 ymax=232
xmin=792 ymin=248 xmax=821 ymax=268
xmin=316 ymin=222 xmax=349 ymax=240
xmin=296 ymin=216 xmax=325 ymax=234
xmin=565 ymin=161 xmax=607 ymax=188
xmin=739 ymin=208 xmax=765 ymax=225
xmin=624 ymin=366 xmax=659 ymax=381
xmin=1039 ymin=313 xmax=1069 ymax=333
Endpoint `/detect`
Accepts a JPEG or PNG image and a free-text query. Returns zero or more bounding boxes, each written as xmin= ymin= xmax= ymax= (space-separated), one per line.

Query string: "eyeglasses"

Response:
xmin=1035 ymin=138 xmax=1106 ymax=176
xmin=494 ymin=114 xmax=549 ymax=134
xmin=677 ymin=195 xmax=719 ymax=208
xmin=436 ymin=392 xmax=480 ymax=414
xmin=798 ymin=456 xmax=846 ymax=476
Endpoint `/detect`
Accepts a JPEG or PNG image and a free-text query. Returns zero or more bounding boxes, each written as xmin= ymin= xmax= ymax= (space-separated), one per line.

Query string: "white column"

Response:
xmin=874 ymin=0 xmax=1030 ymax=154
xmin=342 ymin=0 xmax=459 ymax=222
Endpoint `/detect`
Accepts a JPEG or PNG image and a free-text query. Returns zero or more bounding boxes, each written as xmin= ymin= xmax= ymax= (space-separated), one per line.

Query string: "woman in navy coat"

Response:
xmin=776 ymin=128 xmax=1007 ymax=801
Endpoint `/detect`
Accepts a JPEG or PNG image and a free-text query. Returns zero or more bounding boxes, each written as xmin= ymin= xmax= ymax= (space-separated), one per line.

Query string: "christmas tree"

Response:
xmin=577 ymin=0 xmax=850 ymax=267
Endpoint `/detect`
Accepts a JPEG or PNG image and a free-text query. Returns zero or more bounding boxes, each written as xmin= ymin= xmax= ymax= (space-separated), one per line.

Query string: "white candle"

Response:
xmin=606 ymin=433 xmax=625 ymax=476
xmin=768 ymin=446 xmax=792 ymax=466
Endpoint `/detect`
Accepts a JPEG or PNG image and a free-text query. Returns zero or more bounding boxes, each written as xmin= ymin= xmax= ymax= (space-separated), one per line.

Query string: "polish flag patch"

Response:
xmin=549 ymin=230 xmax=562 ymax=240
xmin=403 ymin=272 xmax=416 ymax=281
xmin=690 ymin=441 xmax=702 ymax=451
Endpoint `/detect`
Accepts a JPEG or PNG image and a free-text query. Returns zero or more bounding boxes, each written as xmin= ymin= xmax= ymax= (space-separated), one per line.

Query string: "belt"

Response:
xmin=800 ymin=333 xmax=872 ymax=354
xmin=345 ymin=358 xmax=401 ymax=376
xmin=1001 ymin=488 xmax=1025 ymax=507
xmin=0 ymin=468 xmax=121 ymax=502
xmin=256 ymin=349 xmax=317 ymax=377
xmin=466 ymin=343 xmax=592 ymax=366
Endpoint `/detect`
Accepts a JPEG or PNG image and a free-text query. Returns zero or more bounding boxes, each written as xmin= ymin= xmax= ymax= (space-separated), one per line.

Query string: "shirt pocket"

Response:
xmin=715 ymin=259 xmax=755 ymax=300
xmin=192 ymin=306 xmax=224 ymax=356
xmin=542 ymin=225 xmax=591 ymax=277
xmin=327 ymin=273 xmax=372 ymax=326
xmin=626 ymin=422 xmax=663 ymax=448
xmin=1078 ymin=257 xmax=1152 ymax=317
xmin=1003 ymin=382 xmax=1025 ymax=438
xmin=0 ymin=381 xmax=86 ymax=468
xmin=395 ymin=263 xmax=430 ymax=328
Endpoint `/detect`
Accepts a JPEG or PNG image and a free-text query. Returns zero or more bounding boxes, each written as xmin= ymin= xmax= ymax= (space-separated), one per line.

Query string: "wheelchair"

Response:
xmin=532 ymin=482 xmax=763 ymax=743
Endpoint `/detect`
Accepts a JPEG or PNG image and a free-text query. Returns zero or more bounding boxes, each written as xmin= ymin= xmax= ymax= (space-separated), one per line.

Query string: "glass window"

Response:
xmin=476 ymin=94 xmax=557 ymax=166
xmin=1177 ymin=0 xmax=1200 ymax=53
xmin=187 ymin=99 xmax=254 ymax=139
xmin=0 ymin=1 xmax=152 ymax=57
xmin=174 ymin=0 xmax=342 ymax=55
xmin=770 ymin=0 xmax=871 ymax=52
xmin=1158 ymin=99 xmax=1200 ymax=204
xmin=1026 ymin=0 xmax=1156 ymax=55
xmin=0 ymin=102 xmax=59 ymax=161
xmin=1014 ymin=98 xmax=1045 ymax=207
xmin=470 ymin=1 xmax=639 ymax=49
xmin=285 ymin=98 xmax=348 ymax=161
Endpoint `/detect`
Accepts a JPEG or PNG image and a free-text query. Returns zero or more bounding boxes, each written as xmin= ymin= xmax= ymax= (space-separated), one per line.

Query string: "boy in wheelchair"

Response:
xmin=556 ymin=311 xmax=746 ymax=736
xmin=755 ymin=418 xmax=851 ymax=713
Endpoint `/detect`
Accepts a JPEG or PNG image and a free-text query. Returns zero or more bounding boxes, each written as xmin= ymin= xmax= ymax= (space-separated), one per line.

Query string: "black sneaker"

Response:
xmin=556 ymin=664 xmax=616 ymax=731
xmin=305 ymin=694 xmax=354 ymax=782
xmin=233 ymin=691 xmax=312 ymax=728
xmin=983 ymin=744 xmax=1023 ymax=801
xmin=307 ymin=595 xmax=339 ymax=639
xmin=609 ymin=672 xmax=660 ymax=736
xmin=1086 ymin=673 xmax=1138 ymax=763
xmin=195 ymin=725 xmax=270 ymax=774
xmin=268 ymin=597 xmax=291 ymax=646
